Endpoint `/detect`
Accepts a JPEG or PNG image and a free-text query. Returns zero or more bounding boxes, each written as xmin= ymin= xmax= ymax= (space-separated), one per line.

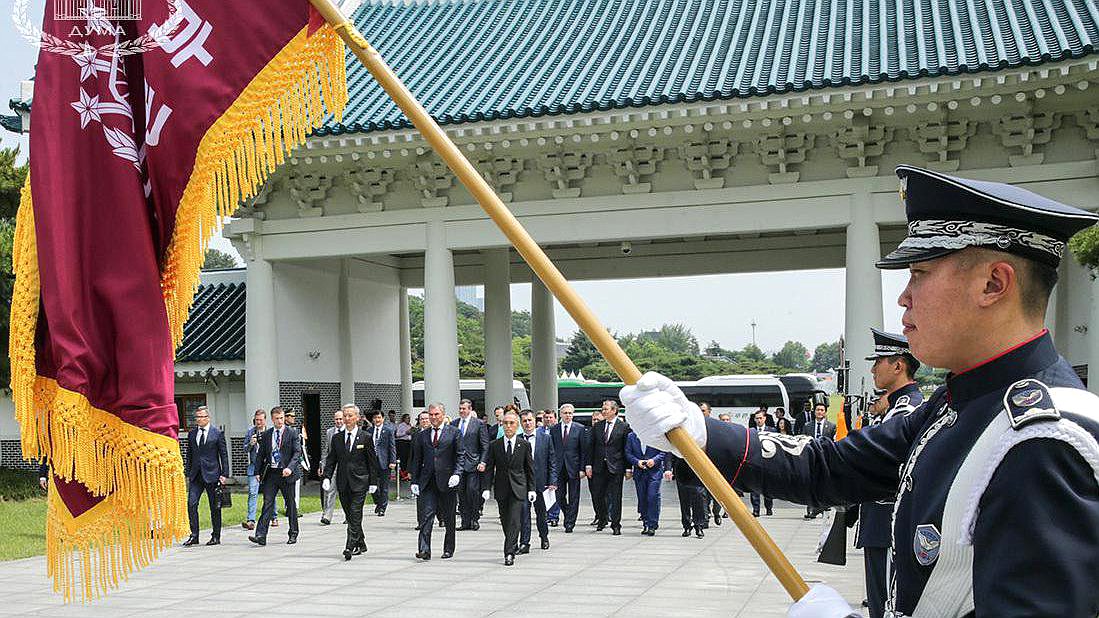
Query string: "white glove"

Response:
xmin=411 ymin=484 xmax=420 ymax=496
xmin=368 ymin=485 xmax=377 ymax=494
xmin=786 ymin=584 xmax=854 ymax=618
xmin=621 ymin=372 xmax=707 ymax=456
xmin=482 ymin=489 xmax=491 ymax=501
xmin=448 ymin=474 xmax=460 ymax=488
xmin=527 ymin=491 xmax=537 ymax=503
xmin=322 ymin=478 xmax=331 ymax=492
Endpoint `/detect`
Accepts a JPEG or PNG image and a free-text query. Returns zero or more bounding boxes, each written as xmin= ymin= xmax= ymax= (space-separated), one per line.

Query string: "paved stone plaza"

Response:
xmin=1 ymin=486 xmax=866 ymax=617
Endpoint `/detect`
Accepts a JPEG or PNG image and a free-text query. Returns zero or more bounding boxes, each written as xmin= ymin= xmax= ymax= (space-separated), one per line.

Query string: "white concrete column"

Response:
xmin=483 ymin=249 xmax=514 ymax=411
xmin=245 ymin=252 xmax=279 ymax=413
xmin=423 ymin=220 xmax=461 ymax=412
xmin=1089 ymin=272 xmax=1099 ymax=395
xmin=530 ymin=277 xmax=559 ymax=411
xmin=844 ymin=193 xmax=884 ymax=394
xmin=337 ymin=259 xmax=355 ymax=405
xmin=399 ymin=287 xmax=414 ymax=416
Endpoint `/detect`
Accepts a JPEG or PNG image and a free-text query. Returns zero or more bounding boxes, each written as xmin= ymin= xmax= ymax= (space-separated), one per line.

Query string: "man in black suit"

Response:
xmin=479 ymin=411 xmax=535 ymax=566
xmin=451 ymin=398 xmax=489 ymax=530
xmin=183 ymin=406 xmax=229 ymax=546
xmin=586 ymin=400 xmax=630 ymax=535
xmin=411 ymin=402 xmax=465 ymax=560
xmin=801 ymin=402 xmax=837 ymax=519
xmin=518 ymin=409 xmax=557 ymax=552
xmin=802 ymin=403 xmax=837 ymax=440
xmin=249 ymin=407 xmax=303 ymax=545
xmin=323 ymin=405 xmax=381 ymax=560
xmin=367 ymin=410 xmax=397 ymax=516
xmin=550 ymin=404 xmax=588 ymax=533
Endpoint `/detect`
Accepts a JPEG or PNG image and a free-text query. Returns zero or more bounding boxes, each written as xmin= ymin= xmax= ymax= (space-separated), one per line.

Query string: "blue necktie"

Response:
xmin=272 ymin=430 xmax=282 ymax=466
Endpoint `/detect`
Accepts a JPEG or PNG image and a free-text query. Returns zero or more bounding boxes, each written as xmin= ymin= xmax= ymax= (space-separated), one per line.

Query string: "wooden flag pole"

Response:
xmin=308 ymin=0 xmax=810 ymax=601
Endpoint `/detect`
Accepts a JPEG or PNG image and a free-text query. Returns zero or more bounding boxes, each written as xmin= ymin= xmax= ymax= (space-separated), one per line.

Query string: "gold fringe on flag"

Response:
xmin=9 ymin=23 xmax=348 ymax=601
xmin=160 ymin=24 xmax=348 ymax=349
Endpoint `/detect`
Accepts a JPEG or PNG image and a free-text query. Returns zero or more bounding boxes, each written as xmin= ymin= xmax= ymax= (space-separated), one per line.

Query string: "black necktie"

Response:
xmin=432 ymin=429 xmax=439 ymax=448
xmin=346 ymin=430 xmax=352 ymax=451
xmin=199 ymin=428 xmax=206 ymax=447
xmin=506 ymin=439 xmax=513 ymax=456
xmin=815 ymin=422 xmax=821 ymax=439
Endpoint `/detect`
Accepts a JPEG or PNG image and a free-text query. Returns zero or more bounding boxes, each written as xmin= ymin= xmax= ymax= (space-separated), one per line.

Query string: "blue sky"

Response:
xmin=0 ymin=0 xmax=908 ymax=352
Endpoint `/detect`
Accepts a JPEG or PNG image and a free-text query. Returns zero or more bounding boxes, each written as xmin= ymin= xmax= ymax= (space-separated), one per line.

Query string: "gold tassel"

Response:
xmin=160 ymin=25 xmax=347 ymax=351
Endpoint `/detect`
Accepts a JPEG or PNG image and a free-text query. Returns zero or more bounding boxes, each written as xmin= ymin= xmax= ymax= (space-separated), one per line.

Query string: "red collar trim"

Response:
xmin=953 ymin=329 xmax=1048 ymax=377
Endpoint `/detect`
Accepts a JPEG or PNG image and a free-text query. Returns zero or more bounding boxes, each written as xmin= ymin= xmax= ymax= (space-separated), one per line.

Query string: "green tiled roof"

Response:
xmin=177 ymin=280 xmax=245 ymax=362
xmin=319 ymin=0 xmax=1098 ymax=136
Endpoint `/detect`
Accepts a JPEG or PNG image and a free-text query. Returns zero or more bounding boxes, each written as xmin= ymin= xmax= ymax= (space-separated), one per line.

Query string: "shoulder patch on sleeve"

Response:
xmin=1004 ymin=379 xmax=1059 ymax=430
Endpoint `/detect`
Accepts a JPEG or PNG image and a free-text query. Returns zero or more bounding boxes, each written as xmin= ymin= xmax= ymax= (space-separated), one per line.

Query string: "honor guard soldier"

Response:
xmin=857 ymin=328 xmax=923 ymax=618
xmin=622 ymin=164 xmax=1099 ymax=617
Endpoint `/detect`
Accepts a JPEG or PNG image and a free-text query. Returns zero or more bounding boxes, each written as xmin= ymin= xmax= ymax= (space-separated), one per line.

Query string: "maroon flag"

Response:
xmin=12 ymin=0 xmax=346 ymax=599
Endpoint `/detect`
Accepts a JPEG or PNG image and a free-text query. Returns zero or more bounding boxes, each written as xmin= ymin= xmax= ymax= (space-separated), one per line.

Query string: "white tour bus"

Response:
xmin=411 ymin=379 xmax=530 ymax=416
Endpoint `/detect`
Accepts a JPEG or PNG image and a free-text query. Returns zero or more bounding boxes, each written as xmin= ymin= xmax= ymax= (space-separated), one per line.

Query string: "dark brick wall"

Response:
xmin=1 ymin=440 xmax=38 ymax=471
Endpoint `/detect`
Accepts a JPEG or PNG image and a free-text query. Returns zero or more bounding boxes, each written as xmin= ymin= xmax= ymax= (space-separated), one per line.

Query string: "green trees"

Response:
xmin=202 ymin=248 xmax=238 ymax=269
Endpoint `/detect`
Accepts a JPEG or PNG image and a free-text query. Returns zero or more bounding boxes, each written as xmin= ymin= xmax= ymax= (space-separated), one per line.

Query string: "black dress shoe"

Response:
xmin=456 ymin=525 xmax=470 ymax=531
xmin=415 ymin=524 xmax=422 ymax=530
xmin=641 ymin=526 xmax=650 ymax=535
xmin=595 ymin=523 xmax=606 ymax=531
xmin=415 ymin=551 xmax=431 ymax=560
xmin=713 ymin=514 xmax=722 ymax=526
xmin=352 ymin=546 xmax=364 ymax=555
xmin=377 ymin=510 xmax=385 ymax=517
xmin=517 ymin=544 xmax=530 ymax=555
xmin=766 ymin=509 xmax=773 ymax=516
xmin=611 ymin=528 xmax=621 ymax=536
xmin=682 ymin=528 xmax=691 ymax=537
xmin=541 ymin=539 xmax=550 ymax=550
xmin=643 ymin=529 xmax=655 ymax=537
xmin=752 ymin=511 xmax=760 ymax=517
xmin=182 ymin=536 xmax=199 ymax=547
xmin=564 ymin=527 xmax=574 ymax=533
xmin=343 ymin=549 xmax=353 ymax=561
xmin=248 ymin=535 xmax=266 ymax=546
xmin=320 ymin=518 xmax=331 ymax=526
xmin=205 ymin=537 xmax=220 ymax=546
xmin=588 ymin=518 xmax=599 ymax=526
xmin=548 ymin=520 xmax=558 ymax=527
xmin=471 ymin=522 xmax=480 ymax=531
xmin=441 ymin=551 xmax=453 ymax=559
xmin=504 ymin=555 xmax=514 ymax=566
xmin=287 ymin=536 xmax=297 ymax=545
xmin=694 ymin=526 xmax=705 ymax=539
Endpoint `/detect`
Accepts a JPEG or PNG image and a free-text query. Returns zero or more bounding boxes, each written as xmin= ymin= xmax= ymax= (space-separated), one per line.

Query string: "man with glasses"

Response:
xmin=183 ymin=406 xmax=229 ymax=546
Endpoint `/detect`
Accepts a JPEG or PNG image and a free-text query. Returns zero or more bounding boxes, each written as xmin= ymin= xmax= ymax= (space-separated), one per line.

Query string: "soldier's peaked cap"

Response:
xmin=876 ymin=165 xmax=1099 ymax=269
xmin=865 ymin=328 xmax=912 ymax=361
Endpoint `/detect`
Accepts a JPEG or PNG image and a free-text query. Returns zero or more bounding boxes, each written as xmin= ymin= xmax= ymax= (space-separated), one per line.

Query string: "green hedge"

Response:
xmin=0 ymin=468 xmax=44 ymax=502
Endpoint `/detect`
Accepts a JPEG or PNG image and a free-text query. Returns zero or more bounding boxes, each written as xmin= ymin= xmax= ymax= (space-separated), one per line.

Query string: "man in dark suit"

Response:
xmin=323 ymin=405 xmax=381 ymax=560
xmin=802 ymin=403 xmax=837 ymax=440
xmin=518 ymin=409 xmax=557 ymax=552
xmin=183 ymin=406 xmax=229 ymax=546
xmin=801 ymin=402 xmax=836 ymax=519
xmin=411 ymin=402 xmax=465 ymax=560
xmin=451 ymin=398 xmax=489 ymax=530
xmin=586 ymin=400 xmax=630 ymax=535
xmin=550 ymin=404 xmax=588 ymax=533
xmin=367 ymin=410 xmax=397 ymax=516
xmin=480 ymin=411 xmax=535 ymax=566
xmin=249 ymin=407 xmax=303 ymax=545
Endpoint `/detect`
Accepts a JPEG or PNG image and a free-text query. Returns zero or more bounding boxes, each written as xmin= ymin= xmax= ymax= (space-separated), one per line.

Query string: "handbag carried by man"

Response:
xmin=216 ymin=483 xmax=233 ymax=509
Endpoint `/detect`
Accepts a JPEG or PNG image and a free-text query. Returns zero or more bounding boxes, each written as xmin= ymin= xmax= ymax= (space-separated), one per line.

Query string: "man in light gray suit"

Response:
xmin=320 ymin=408 xmax=344 ymax=525
xmin=368 ymin=409 xmax=397 ymax=516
